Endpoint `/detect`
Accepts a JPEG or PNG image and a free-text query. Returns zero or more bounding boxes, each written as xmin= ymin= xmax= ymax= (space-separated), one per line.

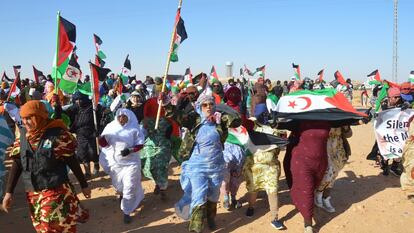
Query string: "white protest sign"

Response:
xmin=374 ymin=108 xmax=414 ymax=159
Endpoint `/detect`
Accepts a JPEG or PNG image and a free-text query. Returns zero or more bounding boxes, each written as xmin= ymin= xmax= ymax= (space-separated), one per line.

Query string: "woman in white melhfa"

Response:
xmin=98 ymin=108 xmax=145 ymax=224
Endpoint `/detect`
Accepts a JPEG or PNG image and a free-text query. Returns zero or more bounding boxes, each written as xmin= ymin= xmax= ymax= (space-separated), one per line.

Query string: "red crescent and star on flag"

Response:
xmin=287 ymin=96 xmax=312 ymax=110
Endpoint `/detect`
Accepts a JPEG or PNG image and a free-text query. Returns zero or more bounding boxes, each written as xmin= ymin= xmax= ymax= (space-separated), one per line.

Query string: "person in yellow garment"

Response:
xmin=401 ymin=116 xmax=414 ymax=203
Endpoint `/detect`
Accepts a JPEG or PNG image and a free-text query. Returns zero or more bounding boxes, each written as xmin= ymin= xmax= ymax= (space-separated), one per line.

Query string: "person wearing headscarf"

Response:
xmin=2 ymin=100 xmax=90 ymax=233
xmin=126 ymin=91 xmax=145 ymax=123
xmin=243 ymin=103 xmax=286 ymax=230
xmin=283 ymin=119 xmax=331 ymax=233
xmin=0 ymin=116 xmax=14 ymax=199
xmin=378 ymin=87 xmax=405 ymax=176
xmin=401 ymin=115 xmax=414 ymax=203
xmin=43 ymin=81 xmax=64 ymax=105
xmin=211 ymin=79 xmax=224 ymax=105
xmin=98 ymin=108 xmax=145 ymax=224
xmin=67 ymin=91 xmax=103 ymax=178
xmin=165 ymin=93 xmax=241 ymax=233
xmin=225 ymin=86 xmax=254 ymax=130
xmin=140 ymin=97 xmax=178 ymax=199
xmin=314 ymin=126 xmax=353 ymax=213
xmin=251 ymin=79 xmax=267 ymax=117
xmin=401 ymin=82 xmax=414 ymax=104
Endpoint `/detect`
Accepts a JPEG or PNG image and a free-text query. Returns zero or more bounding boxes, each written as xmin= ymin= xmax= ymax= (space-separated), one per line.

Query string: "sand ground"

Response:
xmin=1 ymin=91 xmax=413 ymax=233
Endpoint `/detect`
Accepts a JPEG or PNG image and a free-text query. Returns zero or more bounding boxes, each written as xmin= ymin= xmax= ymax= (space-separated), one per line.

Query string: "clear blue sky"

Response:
xmin=0 ymin=0 xmax=413 ymax=82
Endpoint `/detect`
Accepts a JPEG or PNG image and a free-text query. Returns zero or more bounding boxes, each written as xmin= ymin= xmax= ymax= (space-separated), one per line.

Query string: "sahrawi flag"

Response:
xmin=292 ymin=63 xmax=301 ymax=80
xmin=94 ymin=34 xmax=106 ymax=62
xmin=119 ymin=55 xmax=131 ymax=85
xmin=226 ymin=126 xmax=254 ymax=156
xmin=32 ymin=66 xmax=44 ymax=84
xmin=210 ymin=65 xmax=219 ymax=83
xmin=59 ymin=51 xmax=81 ymax=93
xmin=367 ymin=69 xmax=381 ymax=81
xmin=410 ymin=71 xmax=414 ymax=83
xmin=256 ymin=65 xmax=265 ymax=78
xmin=180 ymin=67 xmax=192 ymax=87
xmin=266 ymin=92 xmax=279 ymax=113
xmin=90 ymin=62 xmax=111 ymax=104
xmin=274 ymin=89 xmax=367 ymax=121
xmin=170 ymin=7 xmax=188 ymax=62
xmin=52 ymin=15 xmax=76 ymax=80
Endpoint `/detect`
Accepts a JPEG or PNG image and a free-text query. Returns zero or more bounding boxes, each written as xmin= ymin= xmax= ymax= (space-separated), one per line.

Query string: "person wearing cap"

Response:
xmin=165 ymin=92 xmax=241 ymax=233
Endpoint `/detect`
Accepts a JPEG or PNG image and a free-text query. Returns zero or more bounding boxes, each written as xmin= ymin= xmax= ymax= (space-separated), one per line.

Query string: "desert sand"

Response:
xmin=1 ymin=92 xmax=413 ymax=233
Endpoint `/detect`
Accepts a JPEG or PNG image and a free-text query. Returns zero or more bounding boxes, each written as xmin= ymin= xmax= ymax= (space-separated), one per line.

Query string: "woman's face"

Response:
xmin=118 ymin=114 xmax=129 ymax=126
xmin=201 ymin=101 xmax=214 ymax=117
xmin=131 ymin=95 xmax=139 ymax=105
xmin=46 ymin=85 xmax=54 ymax=93
xmin=22 ymin=116 xmax=36 ymax=132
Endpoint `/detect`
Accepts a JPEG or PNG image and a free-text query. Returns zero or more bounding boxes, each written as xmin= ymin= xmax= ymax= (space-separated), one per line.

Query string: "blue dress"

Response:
xmin=175 ymin=120 xmax=225 ymax=220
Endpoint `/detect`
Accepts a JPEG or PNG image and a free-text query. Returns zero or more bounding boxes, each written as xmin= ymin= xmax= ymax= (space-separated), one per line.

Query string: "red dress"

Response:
xmin=290 ymin=121 xmax=330 ymax=221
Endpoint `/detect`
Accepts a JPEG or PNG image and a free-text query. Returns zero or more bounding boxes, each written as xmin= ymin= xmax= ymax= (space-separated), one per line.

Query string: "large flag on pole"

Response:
xmin=292 ymin=63 xmax=301 ymax=80
xmin=52 ymin=14 xmax=76 ymax=81
xmin=274 ymin=89 xmax=367 ymax=121
xmin=119 ymin=55 xmax=131 ymax=85
xmin=32 ymin=66 xmax=44 ymax=84
xmin=170 ymin=7 xmax=188 ymax=62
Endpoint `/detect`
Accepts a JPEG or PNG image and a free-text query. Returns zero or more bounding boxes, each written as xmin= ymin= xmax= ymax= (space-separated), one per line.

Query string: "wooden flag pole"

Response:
xmin=154 ymin=0 xmax=183 ymax=130
xmin=88 ymin=62 xmax=101 ymax=158
xmin=54 ymin=11 xmax=61 ymax=94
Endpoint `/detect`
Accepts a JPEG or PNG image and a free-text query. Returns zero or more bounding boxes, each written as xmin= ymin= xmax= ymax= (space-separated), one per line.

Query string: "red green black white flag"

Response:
xmin=292 ymin=63 xmax=301 ymax=80
xmin=210 ymin=65 xmax=219 ymax=82
xmin=52 ymin=15 xmax=76 ymax=81
xmin=94 ymin=34 xmax=106 ymax=60
xmin=32 ymin=66 xmax=44 ymax=84
xmin=256 ymin=65 xmax=265 ymax=78
xmin=367 ymin=69 xmax=381 ymax=82
xmin=274 ymin=89 xmax=367 ymax=121
xmin=170 ymin=8 xmax=188 ymax=62
xmin=334 ymin=70 xmax=347 ymax=86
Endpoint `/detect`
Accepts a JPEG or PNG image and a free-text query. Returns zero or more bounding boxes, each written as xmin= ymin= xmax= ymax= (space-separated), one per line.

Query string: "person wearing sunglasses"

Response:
xmin=165 ymin=93 xmax=240 ymax=233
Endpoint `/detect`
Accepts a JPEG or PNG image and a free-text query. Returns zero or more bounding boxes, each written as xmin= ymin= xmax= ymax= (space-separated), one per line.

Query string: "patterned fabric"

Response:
xmin=220 ymin=142 xmax=245 ymax=196
xmin=243 ymin=123 xmax=281 ymax=194
xmin=27 ymin=183 xmax=78 ymax=233
xmin=401 ymin=122 xmax=414 ymax=196
xmin=317 ymin=127 xmax=348 ymax=191
xmin=0 ymin=116 xmax=14 ymax=198
xmin=141 ymin=118 xmax=172 ymax=190
xmin=10 ymin=130 xmax=77 ymax=159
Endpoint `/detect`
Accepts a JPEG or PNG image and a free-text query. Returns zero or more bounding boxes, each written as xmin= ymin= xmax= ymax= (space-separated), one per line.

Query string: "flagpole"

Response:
xmin=54 ymin=11 xmax=61 ymax=94
xmin=88 ymin=62 xmax=101 ymax=159
xmin=154 ymin=0 xmax=183 ymax=130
